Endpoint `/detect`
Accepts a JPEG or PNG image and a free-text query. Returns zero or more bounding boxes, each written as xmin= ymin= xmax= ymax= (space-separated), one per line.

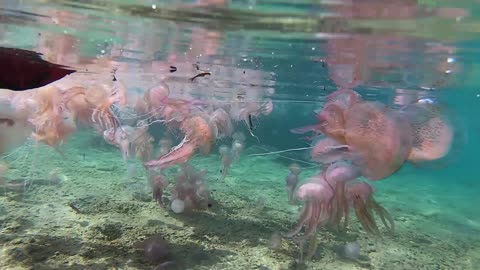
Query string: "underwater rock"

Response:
xmin=7 ymin=247 xmax=29 ymax=263
xmin=79 ymin=247 xmax=96 ymax=259
xmin=97 ymin=222 xmax=123 ymax=241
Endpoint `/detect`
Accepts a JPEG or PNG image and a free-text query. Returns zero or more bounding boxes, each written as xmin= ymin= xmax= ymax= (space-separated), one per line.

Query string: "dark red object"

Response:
xmin=0 ymin=46 xmax=75 ymax=91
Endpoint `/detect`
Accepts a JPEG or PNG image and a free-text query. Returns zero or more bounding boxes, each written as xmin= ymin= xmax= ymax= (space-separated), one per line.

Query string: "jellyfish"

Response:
xmin=346 ymin=181 xmax=394 ymax=236
xmin=310 ymin=137 xmax=349 ymax=164
xmin=323 ymin=161 xmax=360 ymax=230
xmin=145 ymin=115 xmax=213 ymax=169
xmin=286 ymin=176 xmax=334 ymax=261
xmin=287 ymin=177 xmax=334 ymax=240
xmin=400 ymin=100 xmax=454 ymax=162
xmin=219 ymin=145 xmax=233 ymax=180
xmin=209 ymin=108 xmax=233 ymax=139
xmin=342 ymin=101 xmax=413 ymax=180
xmin=285 ymin=163 xmax=302 ymax=203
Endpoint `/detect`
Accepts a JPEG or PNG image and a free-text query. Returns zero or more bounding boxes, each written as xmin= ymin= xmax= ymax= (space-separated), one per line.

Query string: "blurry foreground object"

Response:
xmin=0 ymin=46 xmax=75 ymax=91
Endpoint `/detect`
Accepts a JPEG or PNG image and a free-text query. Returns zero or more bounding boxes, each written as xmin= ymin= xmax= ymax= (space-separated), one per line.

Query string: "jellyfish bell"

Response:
xmin=288 ymin=163 xmax=302 ymax=175
xmin=316 ymin=103 xmax=347 ymax=143
xmin=327 ymin=89 xmax=362 ymax=109
xmin=400 ymin=99 xmax=467 ymax=170
xmin=218 ymin=145 xmax=230 ymax=156
xmin=343 ymin=101 xmax=413 ymax=180
xmin=417 ymin=97 xmax=437 ymax=105
xmin=399 ymin=98 xmax=456 ymax=163
xmin=310 ymin=137 xmax=349 ymax=164
xmin=324 ymin=161 xmax=360 ymax=185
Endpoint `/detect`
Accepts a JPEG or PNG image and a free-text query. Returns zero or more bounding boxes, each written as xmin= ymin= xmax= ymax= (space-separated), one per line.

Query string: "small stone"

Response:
xmin=79 ymin=247 xmax=95 ymax=259
xmin=97 ymin=223 xmax=123 ymax=241
xmin=8 ymin=247 xmax=29 ymax=262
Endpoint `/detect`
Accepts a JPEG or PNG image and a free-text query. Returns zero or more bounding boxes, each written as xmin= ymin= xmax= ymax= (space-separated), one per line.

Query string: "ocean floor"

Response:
xmin=0 ymin=131 xmax=479 ymax=270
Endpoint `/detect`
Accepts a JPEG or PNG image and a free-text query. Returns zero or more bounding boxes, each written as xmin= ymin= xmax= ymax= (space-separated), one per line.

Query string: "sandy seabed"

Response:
xmin=0 ymin=132 xmax=479 ymax=270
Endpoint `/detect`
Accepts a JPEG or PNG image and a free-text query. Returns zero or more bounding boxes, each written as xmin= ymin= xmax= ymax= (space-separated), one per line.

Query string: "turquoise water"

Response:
xmin=0 ymin=1 xmax=480 ymax=269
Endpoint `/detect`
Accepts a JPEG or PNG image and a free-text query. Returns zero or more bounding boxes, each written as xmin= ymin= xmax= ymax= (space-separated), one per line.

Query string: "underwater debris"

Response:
xmin=189 ymin=72 xmax=211 ymax=82
xmin=247 ymin=114 xmax=255 ymax=132
xmin=68 ymin=202 xmax=82 ymax=214
xmin=0 ymin=118 xmax=14 ymax=126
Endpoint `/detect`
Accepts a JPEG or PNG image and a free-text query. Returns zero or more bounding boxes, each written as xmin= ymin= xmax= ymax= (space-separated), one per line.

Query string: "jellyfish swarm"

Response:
xmin=0 ymin=72 xmax=125 ymax=156
xmin=295 ymin=89 xmax=455 ymax=181
xmin=285 ymin=162 xmax=357 ymax=238
xmin=0 ymin=86 xmax=78 ymax=155
xmin=170 ymin=163 xmax=210 ymax=214
xmin=285 ymin=89 xmax=455 ymax=261
xmin=103 ymin=123 xmax=154 ymax=163
xmin=286 ymin=161 xmax=394 ymax=261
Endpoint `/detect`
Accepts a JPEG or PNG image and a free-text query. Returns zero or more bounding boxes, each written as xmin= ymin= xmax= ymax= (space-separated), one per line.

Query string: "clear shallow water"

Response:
xmin=0 ymin=0 xmax=480 ymax=269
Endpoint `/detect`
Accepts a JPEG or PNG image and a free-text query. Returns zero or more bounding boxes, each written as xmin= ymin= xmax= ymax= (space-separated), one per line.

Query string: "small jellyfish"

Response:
xmin=150 ymin=173 xmax=169 ymax=205
xmin=268 ymin=232 xmax=282 ymax=250
xmin=171 ymin=199 xmax=185 ymax=214
xmin=231 ymin=133 xmax=245 ymax=161
xmin=158 ymin=138 xmax=173 ymax=157
xmin=135 ymin=234 xmax=173 ymax=266
xmin=343 ymin=242 xmax=361 ymax=260
xmin=219 ymin=145 xmax=233 ymax=180
xmin=285 ymin=163 xmax=302 ymax=203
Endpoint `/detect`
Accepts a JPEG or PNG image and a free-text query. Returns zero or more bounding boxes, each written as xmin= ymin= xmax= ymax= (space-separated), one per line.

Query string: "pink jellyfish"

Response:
xmin=145 ymin=115 xmax=213 ymax=169
xmin=285 ymin=163 xmax=302 ymax=203
xmin=342 ymin=101 xmax=413 ymax=180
